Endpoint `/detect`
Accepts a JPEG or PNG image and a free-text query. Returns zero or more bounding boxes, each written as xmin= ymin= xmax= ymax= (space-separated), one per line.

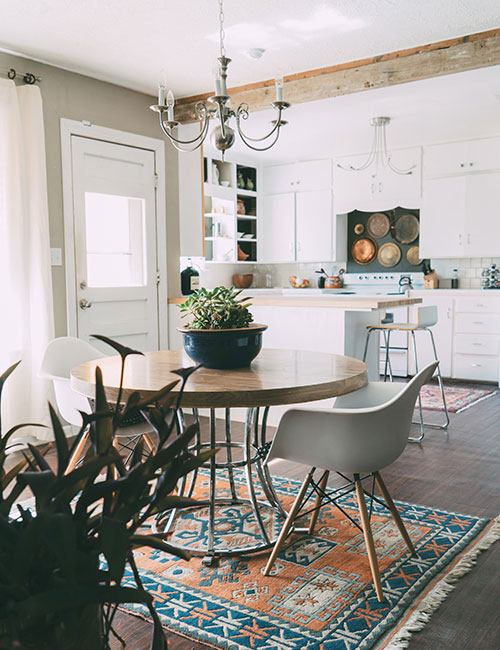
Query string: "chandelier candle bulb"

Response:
xmin=158 ymin=84 xmax=166 ymax=106
xmin=166 ymin=89 xmax=175 ymax=121
xmin=275 ymin=77 xmax=284 ymax=102
xmin=214 ymin=64 xmax=223 ymax=96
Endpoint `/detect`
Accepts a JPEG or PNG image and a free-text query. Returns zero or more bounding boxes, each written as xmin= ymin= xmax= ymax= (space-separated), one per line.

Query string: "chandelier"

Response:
xmin=150 ymin=0 xmax=290 ymax=156
xmin=337 ymin=116 xmax=415 ymax=176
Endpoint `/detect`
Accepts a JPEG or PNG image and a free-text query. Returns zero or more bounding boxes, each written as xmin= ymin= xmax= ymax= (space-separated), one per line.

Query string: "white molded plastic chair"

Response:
xmin=40 ymin=337 xmax=155 ymax=471
xmin=263 ymin=361 xmax=438 ymax=602
xmin=363 ymin=305 xmax=449 ymax=442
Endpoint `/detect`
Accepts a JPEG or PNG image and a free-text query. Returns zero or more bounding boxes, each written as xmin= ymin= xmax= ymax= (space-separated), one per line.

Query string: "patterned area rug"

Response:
xmin=419 ymin=384 xmax=496 ymax=413
xmin=122 ymin=469 xmax=500 ymax=649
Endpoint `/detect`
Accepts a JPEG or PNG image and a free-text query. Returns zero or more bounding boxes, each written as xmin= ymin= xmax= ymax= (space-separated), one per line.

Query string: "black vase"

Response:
xmin=178 ymin=324 xmax=267 ymax=369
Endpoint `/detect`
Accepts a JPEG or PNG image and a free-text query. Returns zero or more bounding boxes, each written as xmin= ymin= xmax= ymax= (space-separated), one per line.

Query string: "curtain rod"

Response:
xmin=1 ymin=67 xmax=42 ymax=84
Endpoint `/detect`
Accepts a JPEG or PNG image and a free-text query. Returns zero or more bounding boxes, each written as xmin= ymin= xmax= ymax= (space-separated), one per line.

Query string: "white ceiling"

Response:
xmin=218 ymin=65 xmax=500 ymax=163
xmin=1 ymin=0 xmax=499 ymax=99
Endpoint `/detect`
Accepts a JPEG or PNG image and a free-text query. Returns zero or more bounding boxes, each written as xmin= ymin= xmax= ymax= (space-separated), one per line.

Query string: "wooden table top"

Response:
xmin=71 ymin=348 xmax=368 ymax=408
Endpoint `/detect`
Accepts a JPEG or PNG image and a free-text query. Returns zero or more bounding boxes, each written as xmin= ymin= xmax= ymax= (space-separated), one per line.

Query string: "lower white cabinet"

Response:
xmin=452 ymin=296 xmax=500 ymax=382
xmin=409 ymin=291 xmax=500 ymax=383
xmin=261 ymin=193 xmax=295 ymax=262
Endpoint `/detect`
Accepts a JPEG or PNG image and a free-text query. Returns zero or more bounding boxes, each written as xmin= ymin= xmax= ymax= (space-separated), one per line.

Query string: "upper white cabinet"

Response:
xmin=423 ymin=137 xmax=500 ymax=178
xmin=420 ymin=145 xmax=500 ymax=259
xmin=334 ymin=147 xmax=422 ymax=213
xmin=295 ymin=190 xmax=333 ymax=261
xmin=261 ymin=193 xmax=295 ymax=262
xmin=263 ymin=159 xmax=332 ymax=194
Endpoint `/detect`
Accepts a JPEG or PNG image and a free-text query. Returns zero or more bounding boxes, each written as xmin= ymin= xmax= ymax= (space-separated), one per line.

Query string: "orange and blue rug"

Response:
xmin=419 ymin=384 xmax=496 ymax=413
xmin=124 ymin=469 xmax=500 ymax=649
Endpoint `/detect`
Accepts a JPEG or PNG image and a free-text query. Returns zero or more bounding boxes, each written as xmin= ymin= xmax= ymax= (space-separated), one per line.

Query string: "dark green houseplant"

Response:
xmin=178 ymin=286 xmax=267 ymax=369
xmin=0 ymin=335 xmax=212 ymax=650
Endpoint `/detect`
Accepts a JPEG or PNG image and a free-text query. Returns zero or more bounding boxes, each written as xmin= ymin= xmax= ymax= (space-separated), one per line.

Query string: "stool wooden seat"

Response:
xmin=362 ymin=306 xmax=449 ymax=442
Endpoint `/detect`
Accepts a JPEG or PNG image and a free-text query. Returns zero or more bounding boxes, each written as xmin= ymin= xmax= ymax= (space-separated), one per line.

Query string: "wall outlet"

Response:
xmin=50 ymin=248 xmax=62 ymax=266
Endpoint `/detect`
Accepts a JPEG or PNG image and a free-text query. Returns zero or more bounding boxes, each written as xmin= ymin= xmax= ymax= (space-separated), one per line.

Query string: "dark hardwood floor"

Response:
xmin=8 ymin=382 xmax=500 ymax=648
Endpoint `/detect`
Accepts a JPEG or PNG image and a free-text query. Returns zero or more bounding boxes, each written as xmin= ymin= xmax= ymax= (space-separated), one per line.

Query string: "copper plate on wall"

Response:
xmin=352 ymin=236 xmax=378 ymax=265
xmin=378 ymin=242 xmax=402 ymax=267
xmin=367 ymin=212 xmax=390 ymax=238
xmin=406 ymin=245 xmax=422 ymax=265
xmin=394 ymin=213 xmax=419 ymax=244
xmin=354 ymin=223 xmax=365 ymax=235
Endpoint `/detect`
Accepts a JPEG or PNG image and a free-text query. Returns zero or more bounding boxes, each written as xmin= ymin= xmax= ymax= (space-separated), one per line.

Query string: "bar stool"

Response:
xmin=362 ymin=306 xmax=450 ymax=442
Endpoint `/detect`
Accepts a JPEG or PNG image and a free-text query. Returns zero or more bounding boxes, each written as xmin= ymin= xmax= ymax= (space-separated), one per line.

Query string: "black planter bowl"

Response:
xmin=178 ymin=323 xmax=268 ymax=369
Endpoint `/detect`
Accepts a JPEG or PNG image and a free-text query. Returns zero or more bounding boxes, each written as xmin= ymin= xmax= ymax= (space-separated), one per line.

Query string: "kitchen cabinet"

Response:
xmin=261 ymin=193 xmax=295 ymax=262
xmin=420 ymin=171 xmax=500 ymax=258
xmin=408 ymin=293 xmax=454 ymax=377
xmin=261 ymin=190 xmax=344 ymax=263
xmin=423 ymin=137 xmax=500 ymax=178
xmin=295 ymin=190 xmax=332 ymax=261
xmin=453 ymin=295 xmax=500 ymax=382
xmin=263 ymin=159 xmax=332 ymax=194
xmin=334 ymin=147 xmax=422 ymax=213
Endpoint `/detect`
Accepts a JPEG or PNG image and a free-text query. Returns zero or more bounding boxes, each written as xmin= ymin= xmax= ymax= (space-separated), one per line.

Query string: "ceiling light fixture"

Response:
xmin=150 ymin=0 xmax=290 ymax=157
xmin=337 ymin=116 xmax=415 ymax=176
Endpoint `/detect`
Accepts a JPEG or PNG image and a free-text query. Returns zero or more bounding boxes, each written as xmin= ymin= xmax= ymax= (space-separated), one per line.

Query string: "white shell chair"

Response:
xmin=40 ymin=337 xmax=156 ymax=472
xmin=263 ymin=361 xmax=438 ymax=602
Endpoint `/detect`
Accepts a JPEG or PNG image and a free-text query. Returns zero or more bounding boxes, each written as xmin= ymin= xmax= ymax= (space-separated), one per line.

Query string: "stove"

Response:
xmin=342 ymin=272 xmax=424 ymax=377
xmin=342 ymin=272 xmax=424 ymax=295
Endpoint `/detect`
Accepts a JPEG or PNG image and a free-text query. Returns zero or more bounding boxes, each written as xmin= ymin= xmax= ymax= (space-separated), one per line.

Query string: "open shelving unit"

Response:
xmin=203 ymin=157 xmax=259 ymax=263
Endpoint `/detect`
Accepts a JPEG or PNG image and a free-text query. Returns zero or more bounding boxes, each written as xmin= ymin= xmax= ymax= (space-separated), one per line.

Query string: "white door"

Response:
xmin=261 ymin=193 xmax=295 ymax=262
xmin=71 ymin=136 xmax=160 ymax=353
xmin=295 ymin=190 xmax=332 ymax=261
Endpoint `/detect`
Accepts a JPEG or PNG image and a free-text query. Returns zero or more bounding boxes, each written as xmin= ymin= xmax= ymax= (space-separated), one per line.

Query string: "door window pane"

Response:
xmin=85 ymin=192 xmax=146 ymax=287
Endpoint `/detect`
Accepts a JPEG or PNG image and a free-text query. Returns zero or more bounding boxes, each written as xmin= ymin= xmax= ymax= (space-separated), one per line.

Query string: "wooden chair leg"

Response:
xmin=374 ymin=472 xmax=416 ymax=555
xmin=65 ymin=428 xmax=90 ymax=474
xmin=308 ymin=471 xmax=329 ymax=535
xmin=263 ymin=472 xmax=312 ymax=576
xmin=355 ymin=476 xmax=384 ymax=602
xmin=143 ymin=432 xmax=156 ymax=454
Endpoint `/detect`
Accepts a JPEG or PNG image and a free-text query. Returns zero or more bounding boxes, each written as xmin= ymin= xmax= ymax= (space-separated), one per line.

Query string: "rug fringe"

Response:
xmin=382 ymin=514 xmax=500 ymax=649
xmin=454 ymin=390 xmax=497 ymax=414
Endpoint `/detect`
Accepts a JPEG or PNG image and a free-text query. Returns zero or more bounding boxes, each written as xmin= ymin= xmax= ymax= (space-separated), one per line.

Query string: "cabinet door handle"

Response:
xmin=378 ymin=182 xmax=382 ymax=193
xmin=458 ymin=233 xmax=462 ymax=245
xmin=371 ymin=183 xmax=375 ymax=194
xmin=467 ymin=233 xmax=471 ymax=245
xmin=460 ymin=163 xmax=465 ymax=168
xmin=472 ymin=343 xmax=482 ymax=346
xmin=473 ymin=321 xmax=484 ymax=325
xmin=447 ymin=308 xmax=452 ymax=319
xmin=296 ymin=180 xmax=301 ymax=185
xmin=469 ymin=162 xmax=474 ymax=167
xmin=297 ymin=241 xmax=301 ymax=252
xmin=471 ymin=363 xmax=482 ymax=367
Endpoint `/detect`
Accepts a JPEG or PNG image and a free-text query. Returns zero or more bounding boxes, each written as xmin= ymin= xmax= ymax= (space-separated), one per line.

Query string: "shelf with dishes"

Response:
xmin=203 ymin=155 xmax=259 ymax=263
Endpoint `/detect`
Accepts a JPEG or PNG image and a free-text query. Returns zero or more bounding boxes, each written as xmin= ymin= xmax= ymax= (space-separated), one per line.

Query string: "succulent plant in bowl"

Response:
xmin=178 ymin=286 xmax=267 ymax=369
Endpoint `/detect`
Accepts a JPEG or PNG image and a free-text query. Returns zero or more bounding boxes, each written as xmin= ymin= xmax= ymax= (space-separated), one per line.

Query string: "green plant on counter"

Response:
xmin=0 ymin=335 xmax=212 ymax=650
xmin=179 ymin=286 xmax=254 ymax=329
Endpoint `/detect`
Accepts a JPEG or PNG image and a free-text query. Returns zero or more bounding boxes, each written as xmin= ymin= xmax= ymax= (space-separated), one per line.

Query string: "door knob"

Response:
xmin=79 ymin=298 xmax=93 ymax=310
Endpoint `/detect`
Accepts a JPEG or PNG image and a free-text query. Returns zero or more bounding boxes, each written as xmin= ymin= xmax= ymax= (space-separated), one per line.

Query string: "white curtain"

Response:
xmin=0 ymin=79 xmax=55 ymax=443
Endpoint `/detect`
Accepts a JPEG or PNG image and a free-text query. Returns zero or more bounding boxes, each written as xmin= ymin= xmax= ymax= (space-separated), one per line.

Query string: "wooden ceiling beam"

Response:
xmin=174 ymin=28 xmax=500 ymax=123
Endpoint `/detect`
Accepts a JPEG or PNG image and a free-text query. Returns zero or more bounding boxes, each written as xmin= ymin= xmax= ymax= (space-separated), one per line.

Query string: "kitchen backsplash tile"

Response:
xmin=183 ymin=257 xmax=498 ymax=292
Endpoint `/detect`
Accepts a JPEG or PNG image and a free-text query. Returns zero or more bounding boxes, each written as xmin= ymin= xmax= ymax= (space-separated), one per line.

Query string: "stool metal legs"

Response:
xmin=409 ymin=328 xmax=450 ymax=443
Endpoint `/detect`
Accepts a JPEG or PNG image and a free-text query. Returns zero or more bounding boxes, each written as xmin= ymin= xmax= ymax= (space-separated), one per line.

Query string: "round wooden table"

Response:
xmin=71 ymin=348 xmax=367 ymax=564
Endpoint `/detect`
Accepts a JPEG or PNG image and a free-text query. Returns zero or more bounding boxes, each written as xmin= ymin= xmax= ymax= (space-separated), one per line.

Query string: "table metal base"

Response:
xmin=153 ymin=406 xmax=286 ymax=562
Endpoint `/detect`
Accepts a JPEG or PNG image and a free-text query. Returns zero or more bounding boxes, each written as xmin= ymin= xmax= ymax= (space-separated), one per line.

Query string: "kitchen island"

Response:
xmin=168 ymin=291 xmax=421 ymax=423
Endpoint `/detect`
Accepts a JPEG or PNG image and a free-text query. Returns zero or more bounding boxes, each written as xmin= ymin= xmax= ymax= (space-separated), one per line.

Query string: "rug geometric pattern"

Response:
xmin=122 ymin=469 xmax=492 ymax=649
xmin=419 ymin=384 xmax=496 ymax=413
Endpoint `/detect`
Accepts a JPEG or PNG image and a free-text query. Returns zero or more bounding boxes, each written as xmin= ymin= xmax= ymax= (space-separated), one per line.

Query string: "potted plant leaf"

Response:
xmin=178 ymin=286 xmax=267 ymax=369
xmin=0 ymin=335 xmax=213 ymax=650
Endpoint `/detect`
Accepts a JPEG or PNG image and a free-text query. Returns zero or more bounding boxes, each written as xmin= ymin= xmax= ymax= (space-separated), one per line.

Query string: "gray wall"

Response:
xmin=0 ymin=52 xmax=180 ymax=337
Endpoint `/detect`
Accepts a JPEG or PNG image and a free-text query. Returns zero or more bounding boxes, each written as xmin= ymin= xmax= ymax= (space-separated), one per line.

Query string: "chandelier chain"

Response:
xmin=218 ymin=0 xmax=226 ymax=58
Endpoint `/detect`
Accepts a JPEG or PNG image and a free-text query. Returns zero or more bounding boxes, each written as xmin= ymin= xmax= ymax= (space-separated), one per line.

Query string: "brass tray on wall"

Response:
xmin=378 ymin=242 xmax=402 ymax=267
xmin=367 ymin=212 xmax=390 ymax=238
xmin=393 ymin=213 xmax=419 ymax=244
